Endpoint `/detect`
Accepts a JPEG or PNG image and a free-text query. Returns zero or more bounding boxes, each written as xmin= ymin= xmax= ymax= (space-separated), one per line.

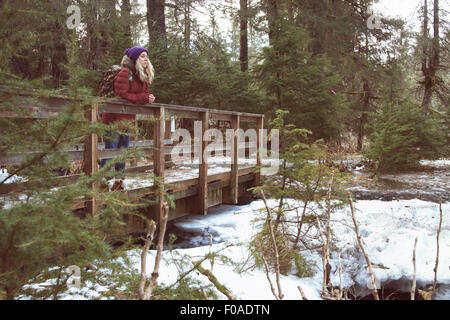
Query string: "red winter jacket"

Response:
xmin=101 ymin=67 xmax=152 ymax=125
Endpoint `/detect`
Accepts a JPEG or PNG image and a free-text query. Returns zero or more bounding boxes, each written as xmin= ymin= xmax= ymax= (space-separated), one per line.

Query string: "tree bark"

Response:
xmin=121 ymin=0 xmax=133 ymax=48
xmin=421 ymin=0 xmax=439 ymax=115
xmin=239 ymin=0 xmax=248 ymax=72
xmin=184 ymin=0 xmax=191 ymax=52
xmin=147 ymin=0 xmax=167 ymax=49
xmin=357 ymin=80 xmax=370 ymax=152
xmin=266 ymin=0 xmax=278 ymax=46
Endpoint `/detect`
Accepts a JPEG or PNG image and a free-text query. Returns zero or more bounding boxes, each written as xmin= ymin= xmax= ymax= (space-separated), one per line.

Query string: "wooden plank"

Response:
xmin=210 ymin=113 xmax=232 ymax=122
xmin=153 ymin=107 xmax=165 ymax=223
xmin=83 ymin=102 xmax=99 ymax=216
xmin=240 ymin=115 xmax=258 ymax=123
xmin=165 ymin=108 xmax=200 ymax=120
xmin=230 ymin=115 xmax=240 ymax=204
xmin=255 ymin=117 xmax=264 ymax=187
xmin=98 ymin=101 xmax=156 ymax=116
xmin=198 ymin=111 xmax=209 ymax=215
xmin=66 ymin=168 xmax=256 ymax=213
xmin=0 ymin=109 xmax=59 ymax=119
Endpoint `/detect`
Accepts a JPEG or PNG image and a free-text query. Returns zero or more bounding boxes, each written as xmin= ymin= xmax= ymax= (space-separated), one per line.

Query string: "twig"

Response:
xmin=139 ymin=220 xmax=156 ymax=300
xmin=138 ymin=220 xmax=157 ymax=300
xmin=297 ymin=285 xmax=308 ymax=300
xmin=316 ymin=217 xmax=328 ymax=297
xmin=139 ymin=202 xmax=169 ymax=300
xmin=348 ymin=192 xmax=379 ymax=300
xmin=431 ymin=197 xmax=443 ymax=298
xmin=411 ymin=237 xmax=418 ymax=300
xmin=261 ymin=254 xmax=279 ymax=300
xmin=325 ymin=170 xmax=335 ymax=297
xmin=260 ymin=189 xmax=284 ymax=300
xmin=209 ymin=233 xmax=214 ymax=273
xmin=194 ymin=263 xmax=235 ymax=300
xmin=338 ymin=249 xmax=343 ymax=300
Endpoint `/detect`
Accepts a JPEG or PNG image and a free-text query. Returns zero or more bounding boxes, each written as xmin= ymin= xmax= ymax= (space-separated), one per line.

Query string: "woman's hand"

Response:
xmin=149 ymin=93 xmax=155 ymax=103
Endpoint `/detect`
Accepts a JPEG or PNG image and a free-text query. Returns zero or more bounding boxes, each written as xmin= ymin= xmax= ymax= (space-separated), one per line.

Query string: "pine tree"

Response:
xmin=254 ymin=17 xmax=347 ymax=140
xmin=366 ymin=100 xmax=446 ymax=172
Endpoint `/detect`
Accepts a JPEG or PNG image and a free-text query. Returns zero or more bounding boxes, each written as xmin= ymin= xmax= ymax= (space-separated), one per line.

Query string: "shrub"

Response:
xmin=366 ymin=100 xmax=447 ymax=172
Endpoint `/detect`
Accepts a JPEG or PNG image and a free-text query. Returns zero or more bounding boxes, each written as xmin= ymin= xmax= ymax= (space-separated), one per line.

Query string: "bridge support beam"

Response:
xmin=153 ymin=107 xmax=165 ymax=223
xmin=255 ymin=117 xmax=264 ymax=187
xmin=198 ymin=111 xmax=209 ymax=215
xmin=230 ymin=115 xmax=240 ymax=204
xmin=83 ymin=102 xmax=99 ymax=216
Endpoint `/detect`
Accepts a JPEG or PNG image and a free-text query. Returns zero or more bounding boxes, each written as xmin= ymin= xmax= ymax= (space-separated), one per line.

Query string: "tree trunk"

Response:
xmin=420 ymin=0 xmax=440 ymax=115
xmin=147 ymin=0 xmax=167 ymax=49
xmin=86 ymin=1 xmax=100 ymax=70
xmin=121 ymin=0 xmax=133 ymax=48
xmin=239 ymin=0 xmax=248 ymax=72
xmin=357 ymin=80 xmax=370 ymax=152
xmin=265 ymin=0 xmax=282 ymax=110
xmin=184 ymin=0 xmax=191 ymax=52
xmin=266 ymin=0 xmax=278 ymax=46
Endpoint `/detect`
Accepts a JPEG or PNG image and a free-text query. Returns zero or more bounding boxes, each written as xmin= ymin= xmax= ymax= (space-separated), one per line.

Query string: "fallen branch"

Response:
xmin=411 ymin=237 xmax=418 ymax=300
xmin=193 ymin=262 xmax=235 ymax=300
xmin=348 ymin=192 xmax=379 ymax=300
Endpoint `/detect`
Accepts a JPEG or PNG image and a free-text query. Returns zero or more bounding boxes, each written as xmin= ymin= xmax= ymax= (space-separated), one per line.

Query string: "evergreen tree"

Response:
xmin=254 ymin=17 xmax=347 ymax=140
xmin=366 ymin=100 xmax=446 ymax=172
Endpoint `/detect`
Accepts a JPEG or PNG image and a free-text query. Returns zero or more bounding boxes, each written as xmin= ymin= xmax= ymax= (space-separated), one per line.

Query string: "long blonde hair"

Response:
xmin=136 ymin=58 xmax=155 ymax=84
xmin=120 ymin=55 xmax=155 ymax=85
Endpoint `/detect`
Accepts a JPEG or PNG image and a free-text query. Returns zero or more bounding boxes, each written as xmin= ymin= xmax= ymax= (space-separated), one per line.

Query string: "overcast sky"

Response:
xmin=375 ymin=0 xmax=449 ymax=36
xmin=133 ymin=0 xmax=449 ymax=45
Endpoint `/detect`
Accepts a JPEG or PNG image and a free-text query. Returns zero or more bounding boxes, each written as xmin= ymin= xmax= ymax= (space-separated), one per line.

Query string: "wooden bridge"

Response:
xmin=0 ymin=86 xmax=266 ymax=234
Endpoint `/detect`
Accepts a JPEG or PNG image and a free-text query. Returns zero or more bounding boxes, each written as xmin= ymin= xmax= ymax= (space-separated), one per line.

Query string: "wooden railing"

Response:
xmin=0 ymin=85 xmax=264 ymax=218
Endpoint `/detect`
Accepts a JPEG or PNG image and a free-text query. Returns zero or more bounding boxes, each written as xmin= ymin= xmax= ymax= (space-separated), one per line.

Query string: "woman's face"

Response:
xmin=138 ymin=51 xmax=148 ymax=68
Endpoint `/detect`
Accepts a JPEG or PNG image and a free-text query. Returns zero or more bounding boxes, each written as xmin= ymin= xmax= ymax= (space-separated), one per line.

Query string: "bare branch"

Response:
xmin=297 ymin=285 xmax=308 ymax=300
xmin=411 ymin=237 xmax=418 ymax=300
xmin=348 ymin=192 xmax=379 ymax=300
xmin=431 ymin=197 xmax=443 ymax=298
xmin=260 ymin=189 xmax=284 ymax=300
xmin=194 ymin=263 xmax=235 ymax=300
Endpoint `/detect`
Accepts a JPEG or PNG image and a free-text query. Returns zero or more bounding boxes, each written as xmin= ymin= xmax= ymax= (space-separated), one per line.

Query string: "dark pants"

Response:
xmin=100 ymin=131 xmax=130 ymax=172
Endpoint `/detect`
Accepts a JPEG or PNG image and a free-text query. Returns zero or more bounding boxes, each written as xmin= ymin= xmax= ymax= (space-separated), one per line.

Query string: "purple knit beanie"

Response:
xmin=124 ymin=46 xmax=149 ymax=62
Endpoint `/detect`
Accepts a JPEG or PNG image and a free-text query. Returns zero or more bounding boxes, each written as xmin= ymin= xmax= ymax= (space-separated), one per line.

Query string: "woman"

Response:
xmin=100 ymin=46 xmax=156 ymax=172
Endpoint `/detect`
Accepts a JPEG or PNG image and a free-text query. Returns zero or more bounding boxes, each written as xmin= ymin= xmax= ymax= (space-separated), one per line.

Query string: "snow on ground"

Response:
xmin=8 ymin=159 xmax=450 ymax=299
xmin=420 ymin=159 xmax=450 ymax=169
xmin=0 ymin=168 xmax=27 ymax=184
xmin=48 ymin=197 xmax=448 ymax=300
xmin=165 ymin=199 xmax=449 ymax=300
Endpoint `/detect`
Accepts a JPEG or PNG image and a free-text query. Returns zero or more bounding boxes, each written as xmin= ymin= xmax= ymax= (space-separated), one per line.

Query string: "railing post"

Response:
xmin=153 ymin=107 xmax=165 ymax=222
xmin=230 ymin=115 xmax=240 ymax=204
xmin=83 ymin=102 xmax=99 ymax=216
xmin=255 ymin=116 xmax=264 ymax=187
xmin=198 ymin=111 xmax=209 ymax=215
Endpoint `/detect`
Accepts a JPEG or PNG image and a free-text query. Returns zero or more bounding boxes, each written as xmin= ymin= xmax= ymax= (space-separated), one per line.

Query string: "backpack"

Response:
xmin=97 ymin=65 xmax=133 ymax=97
